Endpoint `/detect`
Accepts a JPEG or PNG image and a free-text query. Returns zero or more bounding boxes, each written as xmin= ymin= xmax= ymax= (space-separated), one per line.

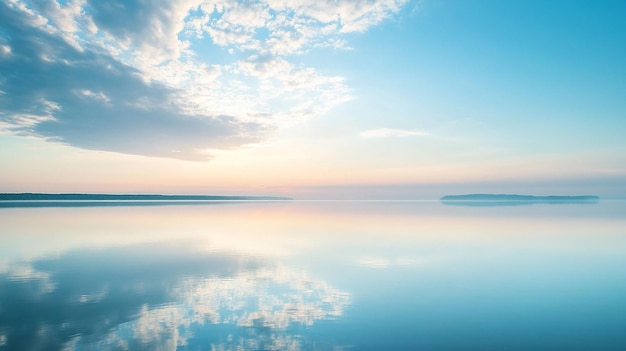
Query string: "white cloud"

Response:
xmin=0 ymin=0 xmax=410 ymax=159
xmin=0 ymin=44 xmax=11 ymax=56
xmin=220 ymin=1 xmax=269 ymax=29
xmin=264 ymin=0 xmax=408 ymax=33
xmin=86 ymin=0 xmax=207 ymax=62
xmin=359 ymin=128 xmax=429 ymax=138
xmin=37 ymin=0 xmax=84 ymax=34
xmin=78 ymin=89 xmax=111 ymax=104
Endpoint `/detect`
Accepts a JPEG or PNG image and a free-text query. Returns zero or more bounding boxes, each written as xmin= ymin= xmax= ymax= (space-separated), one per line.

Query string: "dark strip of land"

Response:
xmin=441 ymin=194 xmax=599 ymax=201
xmin=0 ymin=193 xmax=292 ymax=201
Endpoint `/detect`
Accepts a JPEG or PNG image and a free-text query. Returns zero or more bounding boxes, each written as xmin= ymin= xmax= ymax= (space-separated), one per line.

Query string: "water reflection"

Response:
xmin=0 ymin=243 xmax=349 ymax=351
xmin=1 ymin=201 xmax=625 ymax=350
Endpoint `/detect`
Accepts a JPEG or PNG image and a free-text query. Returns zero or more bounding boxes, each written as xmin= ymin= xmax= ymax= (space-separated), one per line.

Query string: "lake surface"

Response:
xmin=1 ymin=200 xmax=625 ymax=351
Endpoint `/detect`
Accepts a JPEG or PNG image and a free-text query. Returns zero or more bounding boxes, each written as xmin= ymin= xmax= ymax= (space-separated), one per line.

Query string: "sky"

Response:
xmin=0 ymin=0 xmax=625 ymax=198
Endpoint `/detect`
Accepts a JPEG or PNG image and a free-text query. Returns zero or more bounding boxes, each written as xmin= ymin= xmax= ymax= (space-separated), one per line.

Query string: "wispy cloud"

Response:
xmin=0 ymin=0 xmax=409 ymax=160
xmin=359 ymin=128 xmax=429 ymax=138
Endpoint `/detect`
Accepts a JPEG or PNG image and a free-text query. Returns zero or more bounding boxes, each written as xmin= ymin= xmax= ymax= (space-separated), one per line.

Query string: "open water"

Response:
xmin=0 ymin=200 xmax=625 ymax=350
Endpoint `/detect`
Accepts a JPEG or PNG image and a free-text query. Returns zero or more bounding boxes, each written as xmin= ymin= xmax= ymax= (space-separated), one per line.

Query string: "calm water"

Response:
xmin=1 ymin=200 xmax=625 ymax=351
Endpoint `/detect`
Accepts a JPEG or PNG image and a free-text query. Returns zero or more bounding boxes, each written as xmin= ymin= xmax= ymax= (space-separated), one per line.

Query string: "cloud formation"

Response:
xmin=0 ymin=0 xmax=408 ymax=159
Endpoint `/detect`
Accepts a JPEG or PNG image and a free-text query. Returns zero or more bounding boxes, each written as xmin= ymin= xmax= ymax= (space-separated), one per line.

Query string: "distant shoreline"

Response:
xmin=0 ymin=193 xmax=293 ymax=201
xmin=441 ymin=194 xmax=599 ymax=202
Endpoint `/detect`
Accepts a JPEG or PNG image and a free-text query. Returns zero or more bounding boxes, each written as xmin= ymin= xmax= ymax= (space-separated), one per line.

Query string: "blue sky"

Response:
xmin=0 ymin=0 xmax=624 ymax=197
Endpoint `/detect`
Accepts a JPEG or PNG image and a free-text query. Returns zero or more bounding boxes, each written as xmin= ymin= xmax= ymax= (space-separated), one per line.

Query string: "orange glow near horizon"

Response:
xmin=1 ymin=135 xmax=624 ymax=197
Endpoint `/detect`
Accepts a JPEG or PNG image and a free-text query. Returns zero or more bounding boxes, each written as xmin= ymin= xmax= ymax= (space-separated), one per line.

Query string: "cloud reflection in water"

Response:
xmin=0 ymin=243 xmax=350 ymax=351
